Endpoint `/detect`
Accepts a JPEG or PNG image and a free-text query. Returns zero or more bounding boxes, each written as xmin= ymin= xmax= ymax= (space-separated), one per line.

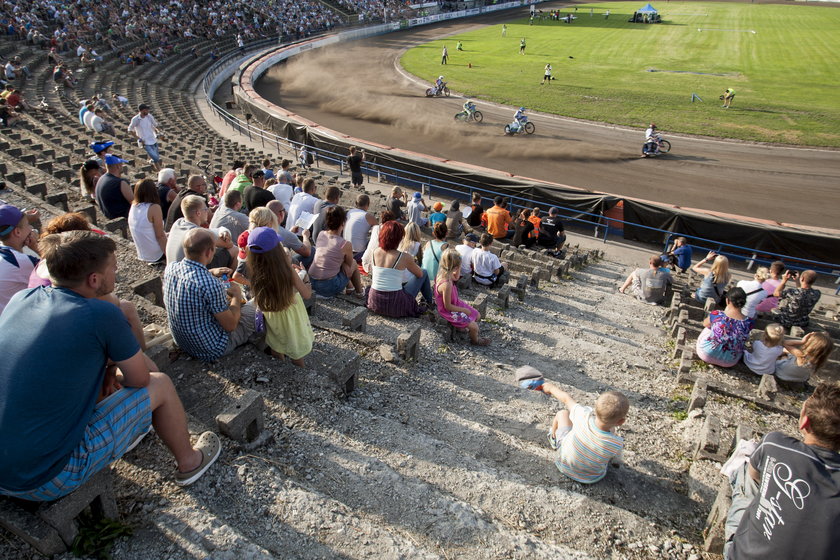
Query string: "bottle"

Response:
xmin=221 ymin=274 xmax=231 ymax=290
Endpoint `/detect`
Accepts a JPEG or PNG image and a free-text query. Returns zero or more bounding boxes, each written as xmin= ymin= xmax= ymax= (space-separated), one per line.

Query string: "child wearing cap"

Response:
xmin=406 ymin=192 xmax=427 ymax=227
xmin=0 ymin=204 xmax=39 ymax=314
xmin=428 ymin=202 xmax=446 ymax=226
xmin=246 ymin=227 xmax=314 ymax=366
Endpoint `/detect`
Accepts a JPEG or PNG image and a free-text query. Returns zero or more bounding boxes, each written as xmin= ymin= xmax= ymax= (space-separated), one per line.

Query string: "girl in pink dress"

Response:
xmin=434 ymin=249 xmax=490 ymax=346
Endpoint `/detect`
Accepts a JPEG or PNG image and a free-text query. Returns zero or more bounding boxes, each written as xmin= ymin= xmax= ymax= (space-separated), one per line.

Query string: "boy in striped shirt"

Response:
xmin=543 ymin=382 xmax=629 ymax=483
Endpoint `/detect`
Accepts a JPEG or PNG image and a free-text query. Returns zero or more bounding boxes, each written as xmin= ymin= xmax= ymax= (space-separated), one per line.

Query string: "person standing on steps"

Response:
xmin=520 ymin=38 xmax=526 ymax=55
xmin=128 ymin=103 xmax=162 ymax=172
xmin=441 ymin=45 xmax=448 ymax=65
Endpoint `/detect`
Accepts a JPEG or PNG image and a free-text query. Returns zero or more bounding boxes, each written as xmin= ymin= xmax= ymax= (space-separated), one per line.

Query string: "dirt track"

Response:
xmin=254 ymin=7 xmax=840 ymax=230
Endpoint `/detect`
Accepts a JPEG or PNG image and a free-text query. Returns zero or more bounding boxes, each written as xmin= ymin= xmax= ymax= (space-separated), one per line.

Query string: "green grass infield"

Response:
xmin=400 ymin=2 xmax=840 ymax=146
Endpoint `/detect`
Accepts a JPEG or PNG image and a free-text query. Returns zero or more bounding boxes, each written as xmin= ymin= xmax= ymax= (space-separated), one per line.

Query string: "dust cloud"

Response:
xmin=257 ymin=46 xmax=630 ymax=163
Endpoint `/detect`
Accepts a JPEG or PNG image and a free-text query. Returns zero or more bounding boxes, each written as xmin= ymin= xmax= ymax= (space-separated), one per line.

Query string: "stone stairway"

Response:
xmin=20 ymin=257 xmax=710 ymax=560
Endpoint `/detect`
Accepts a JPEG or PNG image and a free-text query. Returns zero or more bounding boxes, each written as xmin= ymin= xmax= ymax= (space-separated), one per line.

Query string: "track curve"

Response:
xmin=254 ymin=7 xmax=840 ymax=231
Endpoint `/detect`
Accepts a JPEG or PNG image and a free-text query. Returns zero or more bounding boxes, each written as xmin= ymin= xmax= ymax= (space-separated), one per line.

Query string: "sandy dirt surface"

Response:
xmin=254 ymin=6 xmax=840 ymax=230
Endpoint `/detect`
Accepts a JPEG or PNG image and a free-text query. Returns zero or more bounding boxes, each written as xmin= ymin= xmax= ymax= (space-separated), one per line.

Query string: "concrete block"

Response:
xmin=0 ymin=500 xmax=65 ymax=555
xmin=45 ymin=192 xmax=69 ymax=212
xmin=704 ymin=297 xmax=718 ymax=313
xmin=132 ymin=276 xmax=164 ymax=307
xmin=328 ymin=351 xmax=359 ymax=395
xmin=473 ymin=293 xmax=488 ymax=318
xmin=678 ymin=347 xmax=694 ymax=377
xmin=342 ymin=307 xmax=367 ymax=333
xmin=512 ymin=275 xmax=528 ymax=301
xmin=216 ymin=390 xmax=264 ymax=442
xmin=38 ymin=468 xmax=118 ymax=546
xmin=688 ymin=379 xmax=708 ymax=413
xmin=6 ymin=171 xmax=26 ymax=187
xmin=496 ymin=285 xmax=511 ymax=308
xmin=757 ymin=374 xmax=778 ymax=401
xmin=397 ymin=325 xmax=421 ymax=361
xmin=671 ymin=327 xmax=687 ymax=360
xmin=703 ymin=480 xmax=731 ymax=553
xmin=53 ymin=168 xmax=74 ymax=181
xmin=77 ymin=205 xmax=98 ymax=225
xmin=25 ymin=182 xmax=47 ymax=199
xmin=789 ymin=326 xmax=805 ymax=338
xmin=19 ymin=154 xmax=36 ymax=165
xmin=104 ymin=217 xmax=129 ymax=239
xmin=455 ymin=275 xmax=471 ymax=292
xmin=733 ymin=424 xmax=760 ymax=451
xmin=146 ymin=343 xmax=171 ymax=372
xmin=36 ymin=161 xmax=53 ymax=174
xmin=528 ymin=268 xmax=541 ymax=288
xmin=698 ymin=415 xmax=721 ymax=455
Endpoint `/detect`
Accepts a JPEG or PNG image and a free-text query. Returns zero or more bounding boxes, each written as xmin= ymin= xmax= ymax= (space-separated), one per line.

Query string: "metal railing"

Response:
xmin=200 ymin=19 xmax=840 ymax=286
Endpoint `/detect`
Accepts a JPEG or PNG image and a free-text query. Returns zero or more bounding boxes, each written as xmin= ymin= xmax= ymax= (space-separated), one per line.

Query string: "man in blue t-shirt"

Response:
xmin=723 ymin=382 xmax=840 ymax=560
xmin=0 ymin=231 xmax=221 ymax=500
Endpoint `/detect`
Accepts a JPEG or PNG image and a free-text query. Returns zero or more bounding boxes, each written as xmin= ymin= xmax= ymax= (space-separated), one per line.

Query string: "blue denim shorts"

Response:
xmin=1 ymin=387 xmax=151 ymax=501
xmin=311 ymin=270 xmax=349 ymax=298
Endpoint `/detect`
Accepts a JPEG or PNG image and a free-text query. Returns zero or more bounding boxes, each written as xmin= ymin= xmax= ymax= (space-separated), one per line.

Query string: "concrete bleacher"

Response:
xmin=2 ymin=28 xmax=837 ymax=560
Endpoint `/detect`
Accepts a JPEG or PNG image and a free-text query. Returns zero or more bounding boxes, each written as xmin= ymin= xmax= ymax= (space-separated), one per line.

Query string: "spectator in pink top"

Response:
xmin=755 ymin=260 xmax=785 ymax=313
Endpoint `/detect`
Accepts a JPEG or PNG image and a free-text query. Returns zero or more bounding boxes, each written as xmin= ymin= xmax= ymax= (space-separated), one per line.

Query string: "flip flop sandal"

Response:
xmin=547 ymin=431 xmax=558 ymax=451
xmin=175 ymin=431 xmax=221 ymax=487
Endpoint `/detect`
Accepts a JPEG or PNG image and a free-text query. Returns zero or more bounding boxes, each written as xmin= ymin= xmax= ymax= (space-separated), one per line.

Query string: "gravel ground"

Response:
xmin=6 ymin=242 xmax=795 ymax=560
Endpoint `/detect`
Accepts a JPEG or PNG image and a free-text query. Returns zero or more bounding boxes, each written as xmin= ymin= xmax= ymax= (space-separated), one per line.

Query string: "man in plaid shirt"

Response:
xmin=164 ymin=228 xmax=255 ymax=361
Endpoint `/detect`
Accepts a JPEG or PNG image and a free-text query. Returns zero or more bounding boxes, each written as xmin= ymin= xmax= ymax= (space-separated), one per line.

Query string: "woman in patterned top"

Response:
xmin=695 ymin=287 xmax=754 ymax=367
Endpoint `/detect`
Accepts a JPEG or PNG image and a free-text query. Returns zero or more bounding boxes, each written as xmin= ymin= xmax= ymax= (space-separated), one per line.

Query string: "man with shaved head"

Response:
xmin=163 ymin=228 xmax=255 ymax=362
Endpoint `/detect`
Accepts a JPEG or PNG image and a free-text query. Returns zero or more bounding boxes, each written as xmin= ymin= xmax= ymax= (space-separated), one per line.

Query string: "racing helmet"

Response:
xmin=438 ymin=75 xmax=444 ymax=80
xmin=649 ymin=123 xmax=657 ymax=129
xmin=519 ymin=107 xmax=526 ymax=112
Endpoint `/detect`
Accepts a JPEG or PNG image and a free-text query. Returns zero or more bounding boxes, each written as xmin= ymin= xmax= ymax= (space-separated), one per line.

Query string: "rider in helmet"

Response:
xmin=514 ymin=107 xmax=528 ymax=129
xmin=463 ymin=98 xmax=476 ymax=116
xmin=435 ymin=75 xmax=445 ymax=94
xmin=643 ymin=123 xmax=659 ymax=155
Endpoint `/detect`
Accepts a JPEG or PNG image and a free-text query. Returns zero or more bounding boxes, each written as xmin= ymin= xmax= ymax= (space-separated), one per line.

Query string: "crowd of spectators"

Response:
xmin=0 ymin=8 xmax=837 ymax=548
xmin=3 ymin=0 xmax=347 ymax=61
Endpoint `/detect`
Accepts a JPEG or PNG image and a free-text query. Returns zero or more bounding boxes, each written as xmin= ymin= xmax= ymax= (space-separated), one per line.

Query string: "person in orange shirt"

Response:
xmin=528 ymin=207 xmax=541 ymax=240
xmin=480 ymin=196 xmax=513 ymax=239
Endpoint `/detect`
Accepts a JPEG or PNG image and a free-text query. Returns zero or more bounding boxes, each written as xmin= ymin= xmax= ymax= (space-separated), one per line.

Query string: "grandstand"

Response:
xmin=0 ymin=1 xmax=838 ymax=558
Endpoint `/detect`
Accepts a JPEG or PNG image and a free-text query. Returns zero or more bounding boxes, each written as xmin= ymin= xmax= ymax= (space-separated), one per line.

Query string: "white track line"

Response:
xmin=698 ymin=28 xmax=757 ymax=33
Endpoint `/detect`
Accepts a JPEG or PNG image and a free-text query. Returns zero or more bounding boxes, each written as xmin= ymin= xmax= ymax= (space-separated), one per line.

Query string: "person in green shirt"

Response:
xmin=722 ymin=88 xmax=736 ymax=108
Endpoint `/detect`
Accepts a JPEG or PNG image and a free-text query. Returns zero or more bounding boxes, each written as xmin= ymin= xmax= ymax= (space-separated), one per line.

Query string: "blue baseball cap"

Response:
xmin=90 ymin=141 xmax=114 ymax=154
xmin=104 ymin=154 xmax=128 ymax=165
xmin=413 ymin=192 xmax=422 ymax=199
xmin=0 ymin=204 xmax=24 ymax=236
xmin=247 ymin=227 xmax=280 ymax=254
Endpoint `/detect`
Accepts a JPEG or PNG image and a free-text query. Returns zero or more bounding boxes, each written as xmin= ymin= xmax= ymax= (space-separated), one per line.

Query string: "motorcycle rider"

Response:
xmin=643 ymin=123 xmax=659 ymax=155
xmin=463 ymin=99 xmax=476 ymax=117
xmin=435 ymin=75 xmax=445 ymax=95
xmin=513 ymin=107 xmax=528 ymax=131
